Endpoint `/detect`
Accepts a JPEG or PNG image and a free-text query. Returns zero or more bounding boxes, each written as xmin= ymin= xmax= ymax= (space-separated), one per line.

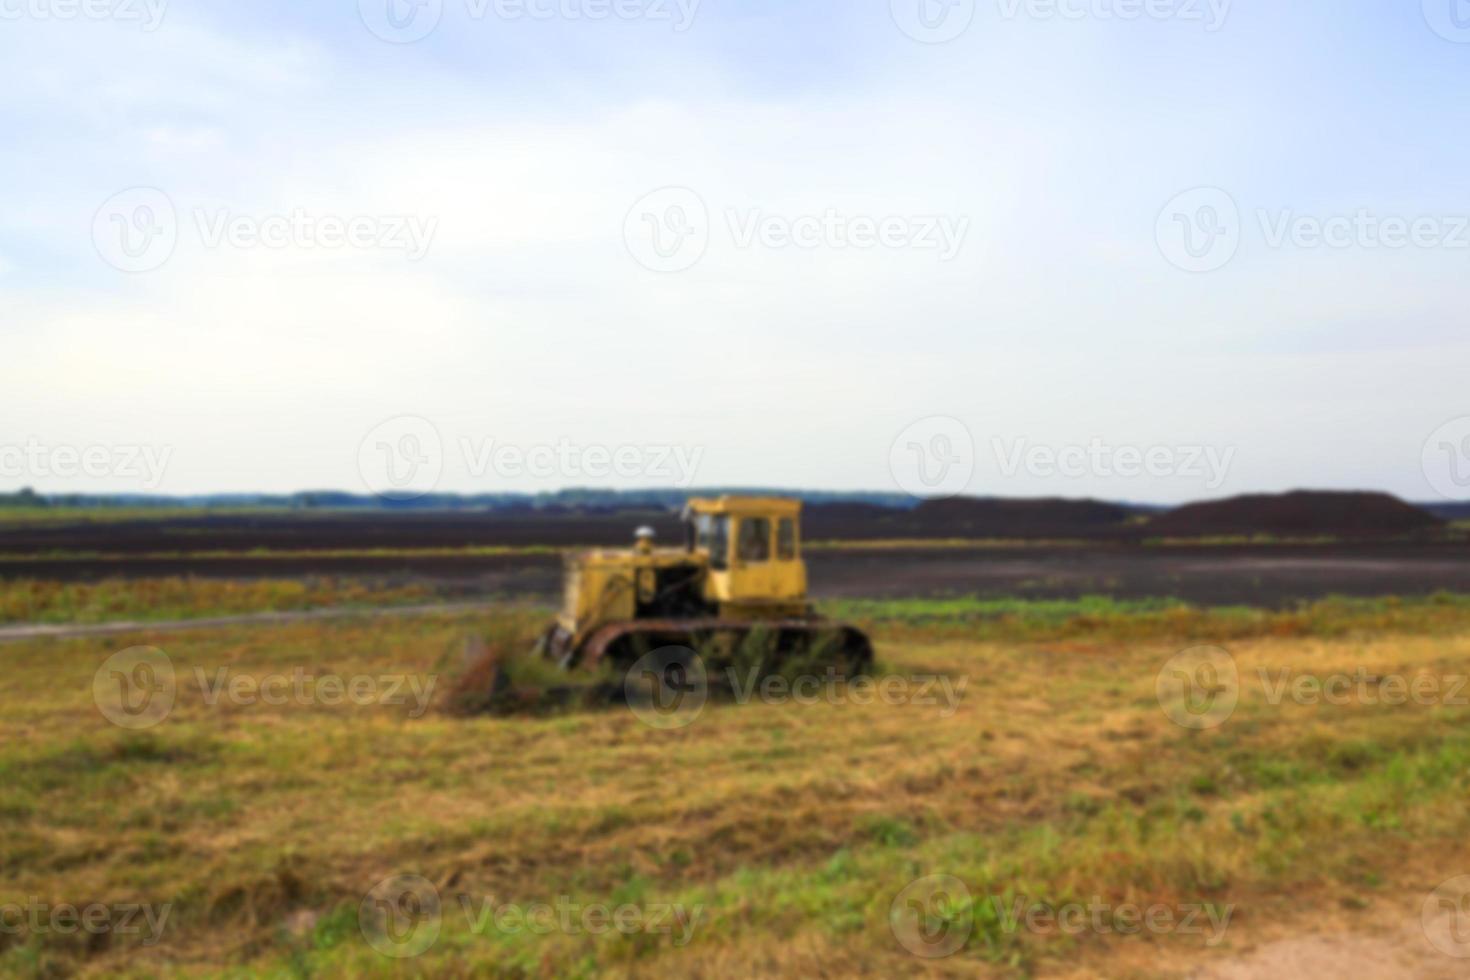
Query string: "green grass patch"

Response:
xmin=822 ymin=592 xmax=1470 ymax=644
xmin=0 ymin=576 xmax=444 ymax=625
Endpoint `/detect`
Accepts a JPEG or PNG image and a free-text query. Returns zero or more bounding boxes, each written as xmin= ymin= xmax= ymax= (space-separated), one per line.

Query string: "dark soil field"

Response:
xmin=1148 ymin=491 xmax=1445 ymax=537
xmin=0 ymin=491 xmax=1448 ymax=558
xmin=2 ymin=510 xmax=1468 ymax=608
xmin=0 ymin=510 xmax=688 ymax=555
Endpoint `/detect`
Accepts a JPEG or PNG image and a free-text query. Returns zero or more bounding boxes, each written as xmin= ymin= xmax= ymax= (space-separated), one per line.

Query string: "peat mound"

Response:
xmin=1147 ymin=491 xmax=1443 ymax=538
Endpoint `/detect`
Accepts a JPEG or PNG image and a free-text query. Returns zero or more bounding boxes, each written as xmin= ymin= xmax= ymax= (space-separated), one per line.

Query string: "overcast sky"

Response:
xmin=2 ymin=0 xmax=1468 ymax=503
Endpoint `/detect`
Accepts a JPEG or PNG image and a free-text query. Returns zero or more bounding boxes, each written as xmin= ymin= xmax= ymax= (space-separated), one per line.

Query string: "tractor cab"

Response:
xmin=683 ymin=496 xmax=807 ymax=611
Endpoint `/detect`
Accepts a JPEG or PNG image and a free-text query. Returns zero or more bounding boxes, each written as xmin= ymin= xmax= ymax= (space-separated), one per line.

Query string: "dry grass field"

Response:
xmin=4 ymin=590 xmax=1470 ymax=977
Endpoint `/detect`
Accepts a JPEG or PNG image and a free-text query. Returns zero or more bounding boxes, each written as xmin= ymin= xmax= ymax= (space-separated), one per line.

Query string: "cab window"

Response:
xmin=696 ymin=514 xmax=730 ymax=570
xmin=737 ymin=517 xmax=771 ymax=562
xmin=777 ymin=518 xmax=797 ymax=560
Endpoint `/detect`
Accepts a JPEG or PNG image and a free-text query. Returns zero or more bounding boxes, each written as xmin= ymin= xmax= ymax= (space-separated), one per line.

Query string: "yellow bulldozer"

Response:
xmin=536 ymin=496 xmax=873 ymax=673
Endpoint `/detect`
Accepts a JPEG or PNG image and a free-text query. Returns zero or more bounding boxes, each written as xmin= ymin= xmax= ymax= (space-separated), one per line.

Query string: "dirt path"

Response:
xmin=1188 ymin=921 xmax=1463 ymax=979
xmin=1065 ymin=886 xmax=1470 ymax=980
xmin=0 ymin=601 xmax=494 ymax=643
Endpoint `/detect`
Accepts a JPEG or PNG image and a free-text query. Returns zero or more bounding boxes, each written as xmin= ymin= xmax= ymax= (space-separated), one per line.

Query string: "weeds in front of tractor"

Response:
xmin=441 ymin=641 xmax=624 ymax=717
xmin=443 ymin=618 xmax=885 ymax=720
xmin=437 ymin=613 xmax=623 ymax=717
xmin=715 ymin=625 xmax=873 ymax=689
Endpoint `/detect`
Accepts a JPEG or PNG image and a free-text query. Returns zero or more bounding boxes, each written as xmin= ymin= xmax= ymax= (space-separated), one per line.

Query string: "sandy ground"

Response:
xmin=1190 ymin=918 xmax=1465 ymax=980
xmin=1056 ymin=884 xmax=1470 ymax=980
